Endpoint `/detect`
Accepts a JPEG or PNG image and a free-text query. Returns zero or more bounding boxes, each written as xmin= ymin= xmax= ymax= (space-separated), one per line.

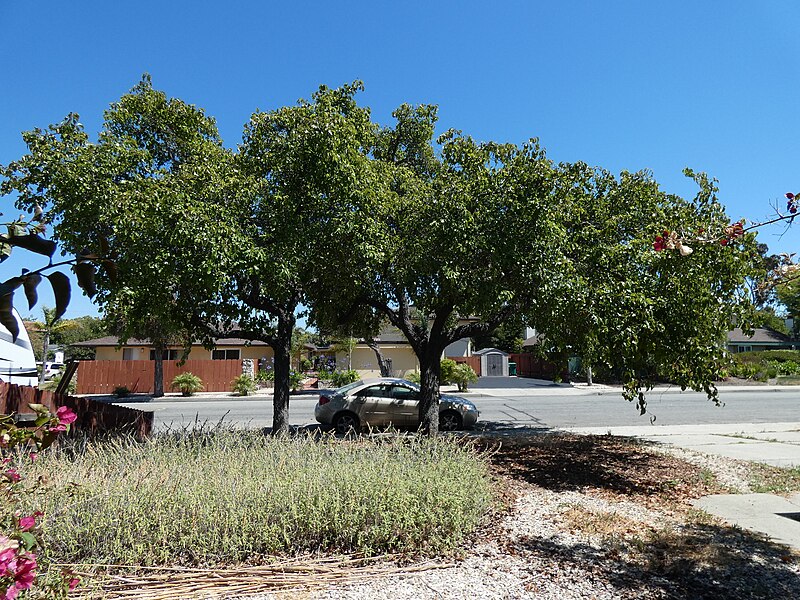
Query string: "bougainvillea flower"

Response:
xmin=2 ymin=469 xmax=21 ymax=483
xmin=13 ymin=553 xmax=37 ymax=590
xmin=720 ymin=238 xmax=729 ymax=246
xmin=56 ymin=406 xmax=77 ymax=426
xmin=653 ymin=235 xmax=666 ymax=251
xmin=17 ymin=516 xmax=36 ymax=532
xmin=786 ymin=192 xmax=795 ymax=200
xmin=679 ymin=244 xmax=694 ymax=256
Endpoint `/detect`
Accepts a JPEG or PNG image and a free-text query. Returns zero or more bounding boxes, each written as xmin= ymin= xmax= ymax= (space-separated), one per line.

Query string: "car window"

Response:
xmin=356 ymin=385 xmax=390 ymax=398
xmin=390 ymin=385 xmax=418 ymax=401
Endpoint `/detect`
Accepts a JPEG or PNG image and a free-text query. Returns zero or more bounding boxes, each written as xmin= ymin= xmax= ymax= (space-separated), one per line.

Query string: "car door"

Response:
xmin=388 ymin=384 xmax=421 ymax=428
xmin=351 ymin=384 xmax=394 ymax=427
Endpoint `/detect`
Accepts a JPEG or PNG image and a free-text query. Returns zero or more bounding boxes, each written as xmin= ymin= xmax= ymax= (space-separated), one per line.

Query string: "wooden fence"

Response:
xmin=0 ymin=380 xmax=152 ymax=438
xmin=77 ymin=359 xmax=244 ymax=394
xmin=447 ymin=356 xmax=481 ymax=376
xmin=509 ymin=353 xmax=569 ymax=381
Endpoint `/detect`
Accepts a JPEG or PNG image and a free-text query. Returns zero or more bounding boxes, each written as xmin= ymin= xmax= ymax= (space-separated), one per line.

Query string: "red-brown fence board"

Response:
xmin=447 ymin=356 xmax=481 ymax=376
xmin=0 ymin=380 xmax=152 ymax=438
xmin=509 ymin=353 xmax=568 ymax=381
xmin=77 ymin=360 xmax=243 ymax=394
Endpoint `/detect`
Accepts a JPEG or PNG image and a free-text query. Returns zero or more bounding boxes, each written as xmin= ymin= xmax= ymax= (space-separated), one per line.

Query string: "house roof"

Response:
xmin=72 ymin=336 xmax=270 ymax=347
xmin=473 ymin=347 xmax=509 ymax=356
xmin=727 ymin=328 xmax=793 ymax=345
xmin=522 ymin=333 xmax=545 ymax=347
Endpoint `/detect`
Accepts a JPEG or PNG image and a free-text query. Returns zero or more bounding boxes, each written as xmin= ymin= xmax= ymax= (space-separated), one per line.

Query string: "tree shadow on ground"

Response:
xmin=481 ymin=431 xmax=800 ymax=598
xmin=484 ymin=431 xmax=717 ymax=499
xmin=511 ymin=522 xmax=800 ymax=599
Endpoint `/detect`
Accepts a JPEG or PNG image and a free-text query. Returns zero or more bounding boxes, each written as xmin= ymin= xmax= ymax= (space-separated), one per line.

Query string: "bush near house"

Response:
xmin=232 ymin=374 xmax=257 ymax=396
xmin=170 ymin=373 xmax=204 ymax=396
xmin=728 ymin=350 xmax=800 ymax=381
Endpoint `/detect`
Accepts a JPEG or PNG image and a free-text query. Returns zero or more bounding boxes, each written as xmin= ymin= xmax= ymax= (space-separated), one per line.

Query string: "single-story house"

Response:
xmin=312 ymin=322 xmax=477 ymax=380
xmin=73 ymin=336 xmax=275 ymax=363
xmin=726 ymin=328 xmax=796 ymax=353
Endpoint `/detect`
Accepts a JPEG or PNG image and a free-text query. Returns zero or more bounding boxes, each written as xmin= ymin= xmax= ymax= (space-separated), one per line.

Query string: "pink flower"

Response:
xmin=28 ymin=453 xmax=37 ymax=462
xmin=68 ymin=576 xmax=80 ymax=590
xmin=0 ymin=547 xmax=17 ymax=576
xmin=17 ymin=516 xmax=36 ymax=532
xmin=13 ymin=553 xmax=36 ymax=590
xmin=2 ymin=584 xmax=19 ymax=600
xmin=56 ymin=406 xmax=77 ymax=426
xmin=2 ymin=469 xmax=20 ymax=483
xmin=49 ymin=424 xmax=67 ymax=433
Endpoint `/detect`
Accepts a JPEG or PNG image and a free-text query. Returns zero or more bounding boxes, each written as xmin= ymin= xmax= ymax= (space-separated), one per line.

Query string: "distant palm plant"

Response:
xmin=232 ymin=374 xmax=257 ymax=396
xmin=170 ymin=372 xmax=203 ymax=396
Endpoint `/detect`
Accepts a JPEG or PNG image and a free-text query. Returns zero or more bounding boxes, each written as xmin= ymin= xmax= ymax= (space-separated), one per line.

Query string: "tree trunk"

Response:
xmin=586 ymin=364 xmax=593 ymax=386
xmin=417 ymin=347 xmax=442 ymax=436
xmin=271 ymin=314 xmax=295 ymax=436
xmin=367 ymin=340 xmax=392 ymax=377
xmin=153 ymin=341 xmax=165 ymax=397
xmin=38 ymin=331 xmax=50 ymax=387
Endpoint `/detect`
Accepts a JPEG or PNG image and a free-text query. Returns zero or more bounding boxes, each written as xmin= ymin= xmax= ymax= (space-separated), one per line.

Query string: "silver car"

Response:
xmin=314 ymin=378 xmax=480 ymax=433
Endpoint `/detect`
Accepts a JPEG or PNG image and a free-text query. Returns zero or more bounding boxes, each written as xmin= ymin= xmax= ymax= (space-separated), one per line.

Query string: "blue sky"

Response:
xmin=2 ymin=0 xmax=799 ymax=318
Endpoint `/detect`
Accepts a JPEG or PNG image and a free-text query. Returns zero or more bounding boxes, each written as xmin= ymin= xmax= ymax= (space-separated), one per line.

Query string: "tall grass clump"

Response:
xmin=22 ymin=431 xmax=491 ymax=566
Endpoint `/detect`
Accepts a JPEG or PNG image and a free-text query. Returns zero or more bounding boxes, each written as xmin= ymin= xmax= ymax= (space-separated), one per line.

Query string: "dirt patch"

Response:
xmin=483 ymin=433 xmax=728 ymax=510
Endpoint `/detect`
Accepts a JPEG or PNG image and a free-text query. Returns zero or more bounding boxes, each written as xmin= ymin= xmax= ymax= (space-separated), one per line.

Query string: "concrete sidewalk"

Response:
xmin=568 ymin=421 xmax=800 ymax=550
xmin=566 ymin=422 xmax=800 ymax=467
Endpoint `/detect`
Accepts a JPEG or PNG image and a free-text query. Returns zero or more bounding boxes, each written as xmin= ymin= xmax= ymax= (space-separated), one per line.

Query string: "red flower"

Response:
xmin=653 ymin=235 xmax=666 ymax=251
xmin=786 ymin=192 xmax=795 ymax=200
xmin=720 ymin=238 xmax=729 ymax=246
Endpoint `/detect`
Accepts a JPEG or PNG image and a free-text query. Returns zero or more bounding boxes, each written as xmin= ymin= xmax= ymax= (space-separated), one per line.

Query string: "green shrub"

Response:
xmin=23 ymin=432 xmax=492 ymax=564
xmin=232 ymin=373 xmax=257 ymax=396
xmin=330 ymin=369 xmax=359 ymax=387
xmin=440 ymin=358 xmax=458 ymax=385
xmin=451 ymin=363 xmax=478 ymax=392
xmin=113 ymin=386 xmax=131 ymax=398
xmin=299 ymin=357 xmax=312 ymax=373
xmin=256 ymin=368 xmax=275 ymax=384
xmin=289 ymin=371 xmax=305 ymax=392
xmin=170 ymin=373 xmax=203 ymax=396
xmin=405 ymin=371 xmax=421 ymax=384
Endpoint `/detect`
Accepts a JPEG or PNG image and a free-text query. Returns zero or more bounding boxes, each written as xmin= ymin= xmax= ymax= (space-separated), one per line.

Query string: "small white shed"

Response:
xmin=473 ymin=347 xmax=509 ymax=377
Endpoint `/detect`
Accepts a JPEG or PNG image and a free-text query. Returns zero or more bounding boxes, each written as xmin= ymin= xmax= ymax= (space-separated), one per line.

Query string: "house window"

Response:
xmin=212 ymin=349 xmax=240 ymax=360
xmin=122 ymin=348 xmax=136 ymax=361
xmin=149 ymin=349 xmax=180 ymax=361
xmin=737 ymin=345 xmax=752 ymax=353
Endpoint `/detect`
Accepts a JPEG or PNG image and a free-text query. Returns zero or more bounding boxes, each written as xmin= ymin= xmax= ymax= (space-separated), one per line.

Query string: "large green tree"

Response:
xmin=1 ymin=76 xmax=234 ymax=396
xmin=210 ymin=83 xmax=375 ymax=434
xmin=531 ymin=166 xmax=760 ymax=407
xmin=315 ymin=106 xmax=567 ymax=435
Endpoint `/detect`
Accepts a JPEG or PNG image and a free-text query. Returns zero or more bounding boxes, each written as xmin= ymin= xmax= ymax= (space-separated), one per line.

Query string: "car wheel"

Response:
xmin=333 ymin=412 xmax=360 ymax=435
xmin=439 ymin=410 xmax=463 ymax=431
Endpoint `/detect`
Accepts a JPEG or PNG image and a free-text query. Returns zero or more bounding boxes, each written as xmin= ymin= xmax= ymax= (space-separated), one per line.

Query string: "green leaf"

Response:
xmin=0 ymin=293 xmax=19 ymax=339
xmin=0 ymin=242 xmax=11 ymax=263
xmin=22 ymin=272 xmax=42 ymax=309
xmin=19 ymin=532 xmax=36 ymax=550
xmin=73 ymin=262 xmax=97 ymax=298
xmin=27 ymin=403 xmax=48 ymax=414
xmin=6 ymin=234 xmax=57 ymax=257
xmin=47 ymin=272 xmax=71 ymax=320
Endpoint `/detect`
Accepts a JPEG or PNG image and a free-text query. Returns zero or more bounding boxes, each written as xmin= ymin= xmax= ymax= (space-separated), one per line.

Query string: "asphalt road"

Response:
xmin=116 ymin=384 xmax=800 ymax=433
